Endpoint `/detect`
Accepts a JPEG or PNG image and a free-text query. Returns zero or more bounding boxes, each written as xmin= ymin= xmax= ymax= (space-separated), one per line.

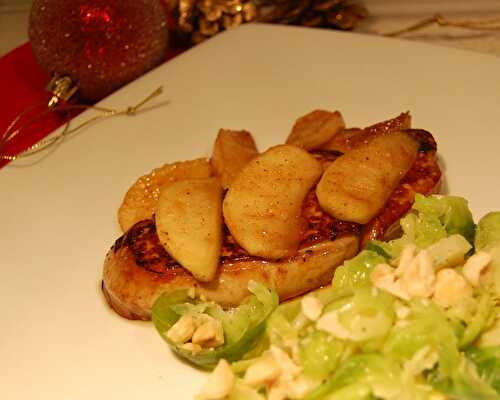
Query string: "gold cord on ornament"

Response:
xmin=0 ymin=87 xmax=163 ymax=162
xmin=383 ymin=13 xmax=500 ymax=37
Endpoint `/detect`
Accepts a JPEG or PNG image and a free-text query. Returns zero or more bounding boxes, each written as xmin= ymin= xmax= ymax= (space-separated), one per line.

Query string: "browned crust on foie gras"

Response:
xmin=102 ymin=127 xmax=441 ymax=321
xmin=102 ymin=219 xmax=359 ymax=320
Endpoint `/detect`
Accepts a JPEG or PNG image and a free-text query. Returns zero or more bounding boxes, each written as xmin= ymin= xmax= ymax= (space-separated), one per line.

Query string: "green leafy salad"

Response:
xmin=152 ymin=194 xmax=500 ymax=400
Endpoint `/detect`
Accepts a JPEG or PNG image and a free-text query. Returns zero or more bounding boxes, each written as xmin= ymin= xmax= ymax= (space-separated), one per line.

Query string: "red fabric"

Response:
xmin=0 ymin=40 xmax=184 ymax=169
xmin=0 ymin=43 xmax=59 ymax=168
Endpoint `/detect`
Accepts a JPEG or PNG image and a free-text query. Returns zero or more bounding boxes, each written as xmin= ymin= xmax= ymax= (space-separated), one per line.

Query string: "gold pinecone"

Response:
xmin=166 ymin=0 xmax=367 ymax=44
xmin=257 ymin=0 xmax=368 ymax=30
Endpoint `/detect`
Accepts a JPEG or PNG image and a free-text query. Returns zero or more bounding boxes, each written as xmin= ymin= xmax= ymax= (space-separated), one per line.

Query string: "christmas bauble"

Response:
xmin=29 ymin=0 xmax=169 ymax=101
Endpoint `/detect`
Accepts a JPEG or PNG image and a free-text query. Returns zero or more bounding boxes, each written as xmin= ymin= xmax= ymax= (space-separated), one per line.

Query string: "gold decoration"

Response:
xmin=46 ymin=76 xmax=78 ymax=109
xmin=382 ymin=14 xmax=500 ymax=37
xmin=257 ymin=0 xmax=368 ymax=29
xmin=166 ymin=0 xmax=366 ymax=44
xmin=0 ymin=88 xmax=163 ymax=162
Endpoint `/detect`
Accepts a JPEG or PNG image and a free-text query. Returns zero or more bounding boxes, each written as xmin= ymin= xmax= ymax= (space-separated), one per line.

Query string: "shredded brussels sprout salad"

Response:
xmin=152 ymin=195 xmax=500 ymax=400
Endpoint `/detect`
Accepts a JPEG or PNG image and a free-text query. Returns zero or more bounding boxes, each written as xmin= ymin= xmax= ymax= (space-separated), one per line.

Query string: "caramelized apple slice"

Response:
xmin=223 ymin=145 xmax=322 ymax=259
xmin=118 ymin=158 xmax=212 ymax=232
xmin=316 ymin=131 xmax=419 ymax=224
xmin=320 ymin=128 xmax=363 ymax=153
xmin=286 ymin=110 xmax=345 ymax=150
xmin=321 ymin=112 xmax=412 ymax=153
xmin=156 ymin=177 xmax=223 ymax=282
xmin=211 ymin=129 xmax=259 ymax=189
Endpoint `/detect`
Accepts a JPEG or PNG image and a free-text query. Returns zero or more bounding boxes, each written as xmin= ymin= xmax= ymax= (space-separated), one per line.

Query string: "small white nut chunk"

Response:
xmin=371 ymin=263 xmax=393 ymax=282
xmin=244 ymin=355 xmax=281 ymax=387
xmin=268 ymin=382 xmax=287 ymax=400
xmin=463 ymin=251 xmax=492 ymax=287
xmin=286 ymin=376 xmax=316 ymax=399
xmin=166 ymin=315 xmax=196 ymax=344
xmin=400 ymin=250 xmax=435 ymax=298
xmin=198 ymin=359 xmax=234 ymax=400
xmin=371 ymin=263 xmax=410 ymax=300
xmin=394 ymin=244 xmax=417 ymax=277
xmin=394 ymin=301 xmax=411 ymax=320
xmin=316 ymin=311 xmax=350 ymax=340
xmin=179 ymin=342 xmax=202 ymax=354
xmin=433 ymin=268 xmax=473 ymax=307
xmin=301 ymin=296 xmax=323 ymax=321
xmin=269 ymin=346 xmax=302 ymax=380
xmin=192 ymin=317 xmax=225 ymax=348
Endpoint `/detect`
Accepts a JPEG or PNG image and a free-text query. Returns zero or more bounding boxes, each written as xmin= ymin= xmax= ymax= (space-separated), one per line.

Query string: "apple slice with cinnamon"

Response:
xmin=317 ymin=130 xmax=419 ymax=224
xmin=223 ymin=144 xmax=323 ymax=260
xmin=156 ymin=177 xmax=223 ymax=282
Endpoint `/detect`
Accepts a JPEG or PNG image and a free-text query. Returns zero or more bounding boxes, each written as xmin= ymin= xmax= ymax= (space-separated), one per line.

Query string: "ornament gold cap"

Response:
xmin=46 ymin=75 xmax=78 ymax=109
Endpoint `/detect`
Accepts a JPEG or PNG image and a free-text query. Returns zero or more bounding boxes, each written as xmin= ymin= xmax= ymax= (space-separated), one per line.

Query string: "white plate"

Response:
xmin=1 ymin=23 xmax=500 ymax=399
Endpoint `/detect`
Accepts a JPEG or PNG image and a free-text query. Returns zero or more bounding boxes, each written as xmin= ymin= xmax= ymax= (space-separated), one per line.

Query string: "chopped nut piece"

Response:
xmin=394 ymin=244 xmax=417 ymax=276
xmin=286 ymin=376 xmax=316 ymax=399
xmin=301 ymin=296 xmax=323 ymax=321
xmin=244 ymin=355 xmax=281 ymax=387
xmin=316 ymin=311 xmax=350 ymax=339
xmin=463 ymin=251 xmax=492 ymax=287
xmin=166 ymin=315 xmax=196 ymax=344
xmin=268 ymin=382 xmax=287 ymax=400
xmin=269 ymin=346 xmax=302 ymax=380
xmin=371 ymin=264 xmax=410 ymax=300
xmin=371 ymin=263 xmax=393 ymax=282
xmin=400 ymin=250 xmax=435 ymax=298
xmin=394 ymin=301 xmax=411 ymax=319
xmin=433 ymin=268 xmax=473 ymax=307
xmin=198 ymin=359 xmax=234 ymax=400
xmin=192 ymin=318 xmax=225 ymax=348
xmin=179 ymin=342 xmax=202 ymax=354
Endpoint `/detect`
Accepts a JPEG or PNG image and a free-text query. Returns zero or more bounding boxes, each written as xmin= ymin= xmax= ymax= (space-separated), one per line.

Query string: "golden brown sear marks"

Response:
xmin=220 ymin=226 xmax=256 ymax=264
xmin=300 ymin=190 xmax=361 ymax=248
xmin=112 ymin=189 xmax=361 ymax=275
xmin=112 ymin=220 xmax=178 ymax=273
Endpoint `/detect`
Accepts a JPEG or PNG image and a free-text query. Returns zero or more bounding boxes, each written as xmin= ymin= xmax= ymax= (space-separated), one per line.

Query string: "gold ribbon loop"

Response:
xmin=0 ymin=87 xmax=163 ymax=162
xmin=383 ymin=13 xmax=500 ymax=37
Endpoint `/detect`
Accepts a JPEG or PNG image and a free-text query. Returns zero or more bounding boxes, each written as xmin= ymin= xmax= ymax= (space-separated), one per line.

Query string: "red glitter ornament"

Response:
xmin=29 ymin=0 xmax=169 ymax=101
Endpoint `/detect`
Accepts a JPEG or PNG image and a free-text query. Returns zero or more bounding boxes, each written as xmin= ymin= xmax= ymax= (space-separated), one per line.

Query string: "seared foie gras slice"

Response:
xmin=102 ymin=128 xmax=441 ymax=321
xmin=102 ymin=219 xmax=359 ymax=320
